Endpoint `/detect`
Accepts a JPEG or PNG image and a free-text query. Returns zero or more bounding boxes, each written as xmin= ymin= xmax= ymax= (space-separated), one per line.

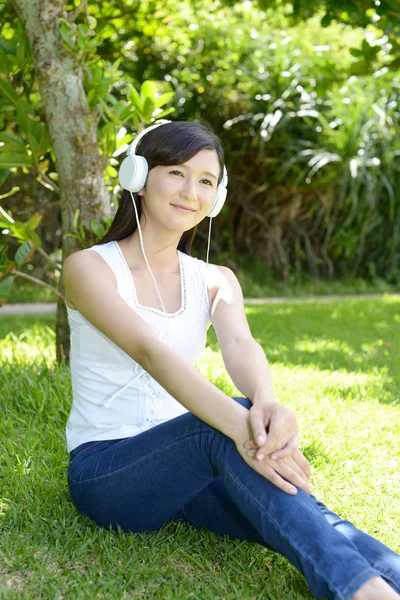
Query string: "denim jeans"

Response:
xmin=68 ymin=396 xmax=400 ymax=600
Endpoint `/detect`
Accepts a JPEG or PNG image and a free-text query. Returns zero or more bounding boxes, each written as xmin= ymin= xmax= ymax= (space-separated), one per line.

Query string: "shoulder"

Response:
xmin=63 ymin=248 xmax=117 ymax=309
xmin=203 ymin=263 xmax=243 ymax=310
xmin=63 ymin=248 xmax=105 ymax=278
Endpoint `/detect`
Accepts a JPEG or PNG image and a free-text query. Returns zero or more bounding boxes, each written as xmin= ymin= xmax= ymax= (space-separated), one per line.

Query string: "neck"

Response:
xmin=119 ymin=229 xmax=182 ymax=274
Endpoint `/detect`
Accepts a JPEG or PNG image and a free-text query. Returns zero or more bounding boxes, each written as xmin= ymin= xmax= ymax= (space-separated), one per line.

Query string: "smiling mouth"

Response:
xmin=170 ymin=204 xmax=196 ymax=213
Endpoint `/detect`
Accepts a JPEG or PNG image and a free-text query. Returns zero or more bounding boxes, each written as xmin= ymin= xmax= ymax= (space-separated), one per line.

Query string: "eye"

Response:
xmin=170 ymin=170 xmax=213 ymax=187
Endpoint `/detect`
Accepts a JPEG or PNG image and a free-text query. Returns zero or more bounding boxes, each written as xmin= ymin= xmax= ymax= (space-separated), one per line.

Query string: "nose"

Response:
xmin=181 ymin=176 xmax=197 ymax=202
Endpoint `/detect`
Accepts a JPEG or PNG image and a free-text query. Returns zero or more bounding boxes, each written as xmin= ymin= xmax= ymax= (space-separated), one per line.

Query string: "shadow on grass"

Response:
xmin=207 ymin=297 xmax=400 ymax=406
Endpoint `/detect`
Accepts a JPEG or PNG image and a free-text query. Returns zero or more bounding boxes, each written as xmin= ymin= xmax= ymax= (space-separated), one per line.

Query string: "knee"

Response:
xmin=231 ymin=396 xmax=252 ymax=410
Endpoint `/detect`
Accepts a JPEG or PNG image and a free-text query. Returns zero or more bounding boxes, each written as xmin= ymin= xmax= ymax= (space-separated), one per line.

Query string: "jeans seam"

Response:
xmin=68 ymin=430 xmax=211 ymax=485
xmin=218 ymin=444 xmax=361 ymax=600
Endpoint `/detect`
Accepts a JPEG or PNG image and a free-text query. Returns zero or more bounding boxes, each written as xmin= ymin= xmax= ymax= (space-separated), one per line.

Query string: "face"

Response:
xmin=137 ymin=149 xmax=221 ymax=231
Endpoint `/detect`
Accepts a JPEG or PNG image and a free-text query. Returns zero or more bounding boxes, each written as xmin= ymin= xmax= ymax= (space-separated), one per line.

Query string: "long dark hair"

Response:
xmin=97 ymin=119 xmax=225 ymax=255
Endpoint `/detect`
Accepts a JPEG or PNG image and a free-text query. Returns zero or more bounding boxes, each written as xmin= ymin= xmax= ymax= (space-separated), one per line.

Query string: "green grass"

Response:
xmin=0 ymin=297 xmax=399 ymax=599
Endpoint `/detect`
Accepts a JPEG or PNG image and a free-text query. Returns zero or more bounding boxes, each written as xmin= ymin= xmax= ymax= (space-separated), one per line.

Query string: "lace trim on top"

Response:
xmin=113 ymin=240 xmax=186 ymax=318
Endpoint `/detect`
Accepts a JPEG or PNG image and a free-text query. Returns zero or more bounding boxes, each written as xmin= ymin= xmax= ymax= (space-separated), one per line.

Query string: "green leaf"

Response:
xmin=9 ymin=221 xmax=28 ymax=241
xmin=0 ymin=247 xmax=14 ymax=274
xmin=0 ymin=78 xmax=18 ymax=104
xmin=90 ymin=219 xmax=104 ymax=238
xmin=26 ymin=229 xmax=41 ymax=249
xmin=15 ymin=100 xmax=35 ymax=134
xmin=0 ymin=217 xmax=11 ymax=228
xmin=87 ymin=16 xmax=97 ymax=30
xmin=117 ymin=104 xmax=137 ymax=123
xmin=0 ymin=259 xmax=14 ymax=276
xmin=154 ymin=92 xmax=175 ymax=108
xmin=141 ymin=81 xmax=157 ymax=102
xmin=143 ymin=97 xmax=155 ymax=121
xmin=15 ymin=240 xmax=34 ymax=266
xmin=0 ymin=171 xmax=11 ymax=188
xmin=37 ymin=125 xmax=51 ymax=157
xmin=0 ymin=275 xmax=14 ymax=305
xmin=321 ymin=13 xmax=332 ymax=27
xmin=73 ymin=209 xmax=80 ymax=231
xmin=27 ymin=132 xmax=39 ymax=163
xmin=26 ymin=213 xmax=42 ymax=231
xmin=127 ymin=84 xmax=143 ymax=113
xmin=16 ymin=33 xmax=26 ymax=67
xmin=0 ymin=132 xmax=25 ymax=150
xmin=152 ymin=107 xmax=175 ymax=120
xmin=87 ymin=89 xmax=96 ymax=106
xmin=0 ymin=47 xmax=11 ymax=74
xmin=0 ymin=154 xmax=32 ymax=168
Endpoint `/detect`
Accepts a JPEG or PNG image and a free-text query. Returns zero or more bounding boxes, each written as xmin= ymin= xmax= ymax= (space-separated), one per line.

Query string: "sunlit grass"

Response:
xmin=0 ymin=297 xmax=399 ymax=599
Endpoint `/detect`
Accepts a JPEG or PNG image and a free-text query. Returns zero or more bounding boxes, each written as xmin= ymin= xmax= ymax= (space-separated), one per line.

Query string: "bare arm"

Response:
xmin=222 ymin=338 xmax=276 ymax=404
xmin=63 ymin=250 xmax=251 ymax=443
xmin=209 ymin=265 xmax=277 ymax=404
xmin=209 ymin=265 xmax=299 ymax=457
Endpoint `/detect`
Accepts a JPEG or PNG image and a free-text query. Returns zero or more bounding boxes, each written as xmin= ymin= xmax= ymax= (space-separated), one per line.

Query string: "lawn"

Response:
xmin=0 ymin=296 xmax=399 ymax=599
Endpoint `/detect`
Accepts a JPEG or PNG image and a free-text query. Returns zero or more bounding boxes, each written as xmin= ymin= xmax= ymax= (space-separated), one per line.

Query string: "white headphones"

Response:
xmin=118 ymin=119 xmax=228 ymax=218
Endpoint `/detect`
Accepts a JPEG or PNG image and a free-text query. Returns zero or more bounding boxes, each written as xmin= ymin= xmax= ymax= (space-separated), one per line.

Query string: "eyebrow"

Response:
xmin=179 ymin=164 xmax=218 ymax=181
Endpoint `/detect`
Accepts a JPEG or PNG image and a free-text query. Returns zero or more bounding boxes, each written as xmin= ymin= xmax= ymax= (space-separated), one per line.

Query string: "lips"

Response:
xmin=171 ymin=204 xmax=196 ymax=213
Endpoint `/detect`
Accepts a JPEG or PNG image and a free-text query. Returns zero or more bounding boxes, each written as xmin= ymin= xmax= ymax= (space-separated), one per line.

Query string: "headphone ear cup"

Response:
xmin=118 ymin=155 xmax=149 ymax=192
xmin=207 ymin=185 xmax=227 ymax=218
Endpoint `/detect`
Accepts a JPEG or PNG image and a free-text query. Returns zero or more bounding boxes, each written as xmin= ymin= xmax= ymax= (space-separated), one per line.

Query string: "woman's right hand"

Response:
xmin=234 ymin=436 xmax=312 ymax=496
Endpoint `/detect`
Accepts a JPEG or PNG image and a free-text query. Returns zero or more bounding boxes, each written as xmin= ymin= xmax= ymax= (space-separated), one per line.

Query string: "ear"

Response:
xmin=137 ymin=187 xmax=144 ymax=197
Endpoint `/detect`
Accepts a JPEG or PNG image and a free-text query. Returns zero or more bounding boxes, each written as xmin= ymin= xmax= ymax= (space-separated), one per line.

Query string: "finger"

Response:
xmin=293 ymin=450 xmax=312 ymax=480
xmin=262 ymin=466 xmax=298 ymax=495
xmin=271 ymin=435 xmax=299 ymax=460
xmin=243 ymin=440 xmax=258 ymax=449
xmin=269 ymin=446 xmax=295 ymax=460
xmin=276 ymin=463 xmax=312 ymax=495
xmin=270 ymin=413 xmax=297 ymax=447
xmin=249 ymin=408 xmax=269 ymax=447
xmin=257 ymin=416 xmax=285 ymax=456
xmin=283 ymin=456 xmax=311 ymax=485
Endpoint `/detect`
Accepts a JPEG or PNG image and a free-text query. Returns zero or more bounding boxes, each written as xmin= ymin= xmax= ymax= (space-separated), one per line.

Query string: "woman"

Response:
xmin=63 ymin=119 xmax=399 ymax=600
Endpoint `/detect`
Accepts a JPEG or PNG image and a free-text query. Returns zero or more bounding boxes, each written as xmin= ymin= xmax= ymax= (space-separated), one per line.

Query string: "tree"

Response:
xmin=7 ymin=0 xmax=112 ymax=362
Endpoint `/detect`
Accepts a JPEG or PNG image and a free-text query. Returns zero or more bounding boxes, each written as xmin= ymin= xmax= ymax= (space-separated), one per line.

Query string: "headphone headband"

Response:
xmin=127 ymin=119 xmax=172 ymax=156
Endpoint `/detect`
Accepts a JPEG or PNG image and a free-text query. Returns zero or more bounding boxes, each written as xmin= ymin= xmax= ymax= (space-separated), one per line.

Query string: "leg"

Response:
xmin=316 ymin=501 xmax=400 ymax=594
xmin=68 ymin=396 xmax=395 ymax=600
xmin=175 ymin=477 xmax=400 ymax=595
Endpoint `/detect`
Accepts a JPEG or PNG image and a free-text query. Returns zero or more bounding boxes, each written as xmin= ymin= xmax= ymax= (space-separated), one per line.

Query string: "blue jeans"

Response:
xmin=68 ymin=397 xmax=400 ymax=600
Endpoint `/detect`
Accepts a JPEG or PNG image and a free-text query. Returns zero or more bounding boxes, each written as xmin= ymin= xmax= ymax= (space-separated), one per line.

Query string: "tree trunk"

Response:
xmin=9 ymin=0 xmax=112 ymax=364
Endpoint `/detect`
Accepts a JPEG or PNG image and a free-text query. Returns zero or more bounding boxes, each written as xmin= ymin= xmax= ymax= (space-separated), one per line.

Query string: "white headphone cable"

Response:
xmin=102 ymin=193 xmax=212 ymax=408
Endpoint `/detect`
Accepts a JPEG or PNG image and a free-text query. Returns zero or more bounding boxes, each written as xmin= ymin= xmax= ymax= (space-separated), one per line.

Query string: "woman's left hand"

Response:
xmin=243 ymin=397 xmax=299 ymax=461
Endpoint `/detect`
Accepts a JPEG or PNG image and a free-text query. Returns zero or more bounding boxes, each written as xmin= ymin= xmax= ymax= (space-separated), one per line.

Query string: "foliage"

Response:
xmin=0 ymin=205 xmax=45 ymax=305
xmin=0 ymin=0 xmax=399 ymax=301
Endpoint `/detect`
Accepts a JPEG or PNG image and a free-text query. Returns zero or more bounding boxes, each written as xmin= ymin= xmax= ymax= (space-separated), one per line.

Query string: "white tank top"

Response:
xmin=65 ymin=240 xmax=212 ymax=452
